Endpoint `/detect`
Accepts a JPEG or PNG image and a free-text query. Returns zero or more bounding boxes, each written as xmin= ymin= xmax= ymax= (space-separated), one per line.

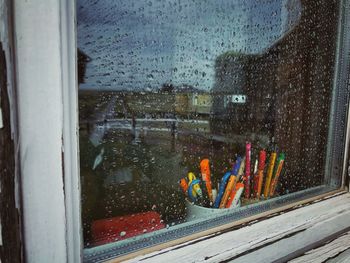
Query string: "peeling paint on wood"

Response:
xmin=14 ymin=0 xmax=69 ymax=261
xmin=326 ymin=248 xmax=350 ymax=263
xmin=289 ymin=231 xmax=350 ymax=263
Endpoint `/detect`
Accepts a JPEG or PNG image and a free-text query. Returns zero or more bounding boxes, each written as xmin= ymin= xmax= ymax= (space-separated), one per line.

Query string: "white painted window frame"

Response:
xmin=12 ymin=0 xmax=350 ymax=263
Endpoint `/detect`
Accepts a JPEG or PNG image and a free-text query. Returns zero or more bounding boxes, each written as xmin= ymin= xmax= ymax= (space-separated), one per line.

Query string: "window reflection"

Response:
xmin=78 ymin=0 xmax=339 ymax=249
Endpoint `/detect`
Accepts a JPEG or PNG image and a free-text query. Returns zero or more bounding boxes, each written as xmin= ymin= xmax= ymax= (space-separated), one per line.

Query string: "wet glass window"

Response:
xmin=77 ymin=0 xmax=343 ymax=260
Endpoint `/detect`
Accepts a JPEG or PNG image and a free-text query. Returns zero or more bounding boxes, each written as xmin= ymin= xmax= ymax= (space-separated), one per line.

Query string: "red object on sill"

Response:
xmin=91 ymin=211 xmax=165 ymax=246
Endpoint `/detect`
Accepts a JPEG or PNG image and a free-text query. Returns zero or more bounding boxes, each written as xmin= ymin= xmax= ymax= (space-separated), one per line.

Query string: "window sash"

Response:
xmin=13 ymin=0 xmax=350 ymax=262
xmin=325 ymin=0 xmax=350 ymax=189
xmin=73 ymin=0 xmax=350 ymax=261
xmin=75 ymin=0 xmax=350 ymax=261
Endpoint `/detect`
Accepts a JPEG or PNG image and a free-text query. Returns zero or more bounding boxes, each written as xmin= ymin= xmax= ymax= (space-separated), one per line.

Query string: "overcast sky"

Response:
xmin=77 ymin=0 xmax=301 ymax=91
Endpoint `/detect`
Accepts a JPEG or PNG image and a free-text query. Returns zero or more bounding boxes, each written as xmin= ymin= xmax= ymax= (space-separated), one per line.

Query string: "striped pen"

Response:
xmin=244 ymin=142 xmax=251 ymax=198
xmin=269 ymin=153 xmax=285 ymax=197
xmin=200 ymin=159 xmax=213 ymax=203
xmin=226 ymin=182 xmax=244 ymax=208
xmin=264 ymin=151 xmax=277 ymax=198
xmin=256 ymin=150 xmax=267 ymax=199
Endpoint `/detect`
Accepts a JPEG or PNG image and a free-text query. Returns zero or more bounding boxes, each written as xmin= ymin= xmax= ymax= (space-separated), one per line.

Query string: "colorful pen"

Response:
xmin=219 ymin=156 xmax=242 ymax=208
xmin=252 ymin=158 xmax=259 ymax=197
xmin=226 ymin=182 xmax=244 ymax=208
xmin=264 ymin=152 xmax=277 ymax=198
xmin=200 ymin=159 xmax=213 ymax=202
xmin=212 ymin=189 xmax=217 ymax=204
xmin=256 ymin=150 xmax=267 ymax=199
xmin=187 ymin=179 xmax=202 ymax=202
xmin=213 ymin=171 xmax=231 ymax=208
xmin=269 ymin=153 xmax=285 ymax=197
xmin=237 ymin=158 xmax=245 ymax=182
xmin=244 ymin=142 xmax=251 ymax=199
xmin=188 ymin=172 xmax=202 ymax=198
xmin=179 ymin=178 xmax=188 ymax=194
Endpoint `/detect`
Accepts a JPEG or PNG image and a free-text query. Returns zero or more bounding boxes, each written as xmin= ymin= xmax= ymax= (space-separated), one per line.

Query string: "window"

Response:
xmin=76 ymin=0 xmax=349 ymax=261
xmin=10 ymin=0 xmax=350 ymax=262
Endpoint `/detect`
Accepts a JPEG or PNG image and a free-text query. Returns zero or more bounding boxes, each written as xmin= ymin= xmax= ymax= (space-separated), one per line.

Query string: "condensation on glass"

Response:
xmin=77 ymin=0 xmax=340 ymax=253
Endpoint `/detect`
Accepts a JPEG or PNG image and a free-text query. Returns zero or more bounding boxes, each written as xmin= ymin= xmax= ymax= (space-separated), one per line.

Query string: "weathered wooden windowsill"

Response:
xmin=121 ymin=192 xmax=350 ymax=263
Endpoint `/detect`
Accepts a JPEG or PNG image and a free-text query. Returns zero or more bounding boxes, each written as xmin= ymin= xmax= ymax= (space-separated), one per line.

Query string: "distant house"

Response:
xmin=189 ymin=93 xmax=212 ymax=114
xmin=174 ymin=92 xmax=212 ymax=115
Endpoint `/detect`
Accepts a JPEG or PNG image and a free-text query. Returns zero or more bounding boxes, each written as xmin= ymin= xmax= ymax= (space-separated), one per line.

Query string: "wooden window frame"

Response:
xmin=12 ymin=0 xmax=350 ymax=262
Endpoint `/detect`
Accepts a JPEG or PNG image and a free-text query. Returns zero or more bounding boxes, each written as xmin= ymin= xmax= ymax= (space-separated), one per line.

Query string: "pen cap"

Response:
xmin=221 ymin=171 xmax=232 ymax=184
xmin=272 ymin=153 xmax=285 ymax=174
xmin=246 ymin=142 xmax=251 ymax=152
xmin=188 ymin=172 xmax=196 ymax=182
xmin=200 ymin=159 xmax=210 ymax=178
xmin=279 ymin=152 xmax=285 ymax=161
xmin=179 ymin=178 xmax=188 ymax=193
xmin=258 ymin=150 xmax=267 ymax=170
xmin=232 ymin=156 xmax=242 ymax=175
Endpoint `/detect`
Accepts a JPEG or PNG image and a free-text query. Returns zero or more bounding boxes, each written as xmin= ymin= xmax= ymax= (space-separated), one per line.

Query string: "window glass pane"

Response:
xmin=77 ymin=0 xmax=343 ymax=260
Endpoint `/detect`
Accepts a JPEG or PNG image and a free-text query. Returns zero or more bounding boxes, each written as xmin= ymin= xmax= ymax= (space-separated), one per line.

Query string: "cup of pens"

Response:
xmin=179 ymin=142 xmax=286 ymax=221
